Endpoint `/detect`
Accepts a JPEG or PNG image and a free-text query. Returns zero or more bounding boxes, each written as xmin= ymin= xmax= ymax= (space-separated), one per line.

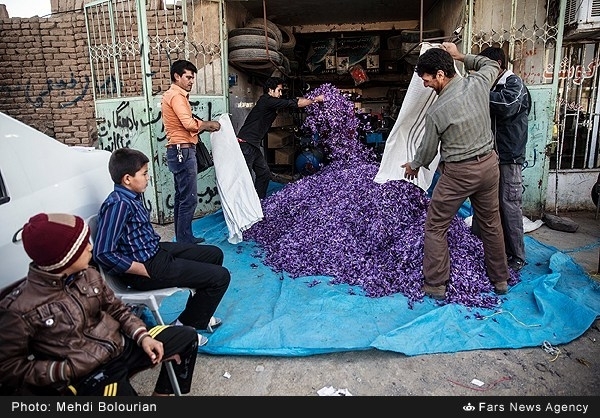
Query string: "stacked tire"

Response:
xmin=228 ymin=18 xmax=293 ymax=75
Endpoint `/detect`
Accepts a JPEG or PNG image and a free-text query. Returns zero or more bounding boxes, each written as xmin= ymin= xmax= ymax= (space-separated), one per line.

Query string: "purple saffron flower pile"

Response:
xmin=245 ymin=84 xmax=519 ymax=309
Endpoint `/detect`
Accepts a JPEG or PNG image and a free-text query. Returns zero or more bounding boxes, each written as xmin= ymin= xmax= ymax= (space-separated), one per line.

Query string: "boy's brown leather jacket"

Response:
xmin=0 ymin=265 xmax=149 ymax=391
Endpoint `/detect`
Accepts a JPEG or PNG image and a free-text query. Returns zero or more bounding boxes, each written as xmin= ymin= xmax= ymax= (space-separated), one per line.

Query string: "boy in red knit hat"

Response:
xmin=0 ymin=213 xmax=198 ymax=396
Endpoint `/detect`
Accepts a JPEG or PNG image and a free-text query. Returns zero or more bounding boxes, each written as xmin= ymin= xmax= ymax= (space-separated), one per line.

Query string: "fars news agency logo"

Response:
xmin=463 ymin=403 xmax=476 ymax=412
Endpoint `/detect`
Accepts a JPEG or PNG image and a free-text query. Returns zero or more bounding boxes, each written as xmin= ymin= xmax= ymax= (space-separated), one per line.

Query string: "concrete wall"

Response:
xmin=545 ymin=171 xmax=598 ymax=212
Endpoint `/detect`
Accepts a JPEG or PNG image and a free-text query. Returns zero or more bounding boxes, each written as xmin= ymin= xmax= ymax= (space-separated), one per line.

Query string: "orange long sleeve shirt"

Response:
xmin=161 ymin=84 xmax=202 ymax=146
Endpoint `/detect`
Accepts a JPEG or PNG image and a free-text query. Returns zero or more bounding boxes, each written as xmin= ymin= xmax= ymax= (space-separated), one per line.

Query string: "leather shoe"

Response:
xmin=493 ymin=281 xmax=508 ymax=295
xmin=422 ymin=283 xmax=446 ymax=300
xmin=508 ymin=258 xmax=525 ymax=271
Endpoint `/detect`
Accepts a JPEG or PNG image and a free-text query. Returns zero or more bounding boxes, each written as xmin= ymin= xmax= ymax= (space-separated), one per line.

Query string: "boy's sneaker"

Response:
xmin=198 ymin=334 xmax=208 ymax=347
xmin=422 ymin=283 xmax=446 ymax=300
xmin=206 ymin=316 xmax=222 ymax=333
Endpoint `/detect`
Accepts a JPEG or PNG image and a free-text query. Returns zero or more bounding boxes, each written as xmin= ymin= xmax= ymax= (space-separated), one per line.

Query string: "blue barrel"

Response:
xmin=295 ymin=147 xmax=324 ymax=175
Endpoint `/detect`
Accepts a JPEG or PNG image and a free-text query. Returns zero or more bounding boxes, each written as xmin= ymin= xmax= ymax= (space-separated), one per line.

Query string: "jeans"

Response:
xmin=166 ymin=146 xmax=198 ymax=244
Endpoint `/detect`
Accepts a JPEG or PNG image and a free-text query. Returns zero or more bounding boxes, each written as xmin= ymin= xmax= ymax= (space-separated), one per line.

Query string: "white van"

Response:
xmin=0 ymin=112 xmax=113 ymax=289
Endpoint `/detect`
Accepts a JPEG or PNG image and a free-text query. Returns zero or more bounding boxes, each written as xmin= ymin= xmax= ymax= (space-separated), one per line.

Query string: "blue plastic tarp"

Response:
xmin=156 ymin=201 xmax=600 ymax=357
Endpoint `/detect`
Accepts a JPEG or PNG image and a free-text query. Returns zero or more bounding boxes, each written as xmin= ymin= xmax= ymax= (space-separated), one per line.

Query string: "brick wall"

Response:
xmin=0 ymin=13 xmax=95 ymax=144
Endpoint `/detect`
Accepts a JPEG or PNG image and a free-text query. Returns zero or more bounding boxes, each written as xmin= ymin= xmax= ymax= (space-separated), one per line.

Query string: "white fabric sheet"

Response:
xmin=210 ymin=114 xmax=263 ymax=244
xmin=374 ymin=43 xmax=461 ymax=192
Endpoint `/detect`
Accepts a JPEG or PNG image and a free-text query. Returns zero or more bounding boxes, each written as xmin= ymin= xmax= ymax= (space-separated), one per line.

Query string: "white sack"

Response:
xmin=210 ymin=113 xmax=263 ymax=244
xmin=374 ymin=43 xmax=461 ymax=192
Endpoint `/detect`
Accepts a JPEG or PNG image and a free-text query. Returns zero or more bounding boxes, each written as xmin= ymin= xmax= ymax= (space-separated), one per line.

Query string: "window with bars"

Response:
xmin=552 ymin=42 xmax=600 ymax=170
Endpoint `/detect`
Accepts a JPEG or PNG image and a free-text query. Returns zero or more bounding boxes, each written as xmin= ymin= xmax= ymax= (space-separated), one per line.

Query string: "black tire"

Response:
xmin=229 ymin=49 xmax=284 ymax=70
xmin=277 ymin=25 xmax=296 ymax=56
xmin=400 ymin=29 xmax=444 ymax=43
xmin=228 ymin=34 xmax=279 ymax=51
xmin=228 ymin=27 xmax=278 ymax=42
xmin=245 ymin=18 xmax=283 ymax=49
xmin=400 ymin=29 xmax=444 ymax=56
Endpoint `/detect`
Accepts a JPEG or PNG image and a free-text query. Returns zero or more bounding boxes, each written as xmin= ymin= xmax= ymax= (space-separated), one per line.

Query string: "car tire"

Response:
xmin=228 ymin=34 xmax=279 ymax=52
xmin=229 ymin=49 xmax=284 ymax=70
xmin=400 ymin=29 xmax=444 ymax=57
xmin=245 ymin=18 xmax=283 ymax=49
xmin=277 ymin=25 xmax=296 ymax=57
xmin=229 ymin=27 xmax=278 ymax=40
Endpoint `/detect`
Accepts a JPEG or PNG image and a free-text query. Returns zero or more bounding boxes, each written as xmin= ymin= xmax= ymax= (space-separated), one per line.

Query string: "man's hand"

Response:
xmin=200 ymin=120 xmax=221 ymax=133
xmin=141 ymin=336 xmax=164 ymax=365
xmin=402 ymin=162 xmax=419 ymax=180
xmin=442 ymin=42 xmax=465 ymax=62
xmin=313 ymin=94 xmax=325 ymax=103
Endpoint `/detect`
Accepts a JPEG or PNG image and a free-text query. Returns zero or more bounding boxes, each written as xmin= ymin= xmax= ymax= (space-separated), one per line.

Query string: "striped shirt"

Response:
xmin=93 ymin=184 xmax=161 ymax=275
xmin=412 ymin=54 xmax=500 ymax=170
xmin=161 ymin=83 xmax=201 ymax=146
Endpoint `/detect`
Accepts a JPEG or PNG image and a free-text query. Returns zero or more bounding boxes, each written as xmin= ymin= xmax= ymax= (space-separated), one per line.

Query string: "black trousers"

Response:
xmin=70 ymin=325 xmax=198 ymax=396
xmin=122 ymin=242 xmax=231 ymax=330
xmin=240 ymin=141 xmax=271 ymax=199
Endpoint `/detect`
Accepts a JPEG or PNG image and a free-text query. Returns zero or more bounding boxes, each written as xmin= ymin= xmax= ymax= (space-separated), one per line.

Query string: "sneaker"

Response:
xmin=205 ymin=316 xmax=222 ymax=333
xmin=422 ymin=283 xmax=446 ymax=300
xmin=197 ymin=334 xmax=208 ymax=347
xmin=493 ymin=281 xmax=508 ymax=295
xmin=508 ymin=258 xmax=525 ymax=271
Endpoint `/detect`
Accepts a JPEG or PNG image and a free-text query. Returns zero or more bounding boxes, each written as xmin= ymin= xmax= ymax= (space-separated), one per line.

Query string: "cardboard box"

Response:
xmin=274 ymin=146 xmax=295 ymax=165
xmin=272 ymin=111 xmax=293 ymax=128
xmin=268 ymin=130 xmax=294 ymax=149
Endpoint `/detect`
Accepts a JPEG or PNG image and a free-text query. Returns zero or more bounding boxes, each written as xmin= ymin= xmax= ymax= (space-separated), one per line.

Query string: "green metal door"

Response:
xmin=85 ymin=0 xmax=228 ymax=224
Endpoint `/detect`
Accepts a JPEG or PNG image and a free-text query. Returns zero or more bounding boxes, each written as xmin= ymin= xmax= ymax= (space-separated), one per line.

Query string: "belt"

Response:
xmin=459 ymin=151 xmax=492 ymax=163
xmin=167 ymin=143 xmax=195 ymax=149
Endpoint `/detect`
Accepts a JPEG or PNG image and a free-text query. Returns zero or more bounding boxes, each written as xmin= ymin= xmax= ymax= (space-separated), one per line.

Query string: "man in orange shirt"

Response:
xmin=162 ymin=60 xmax=221 ymax=244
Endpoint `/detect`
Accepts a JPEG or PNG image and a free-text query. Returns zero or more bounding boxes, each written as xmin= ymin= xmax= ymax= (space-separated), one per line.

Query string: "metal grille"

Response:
xmin=148 ymin=0 xmax=223 ymax=96
xmin=468 ymin=0 xmax=599 ymax=172
xmin=85 ymin=0 xmax=223 ymax=100
xmin=469 ymin=0 xmax=561 ymax=86
xmin=85 ymin=0 xmax=143 ymax=98
xmin=554 ymin=42 xmax=600 ymax=170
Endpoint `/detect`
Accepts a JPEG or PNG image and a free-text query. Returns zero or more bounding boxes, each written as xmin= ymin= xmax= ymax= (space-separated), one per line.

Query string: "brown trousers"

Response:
xmin=423 ymin=151 xmax=509 ymax=286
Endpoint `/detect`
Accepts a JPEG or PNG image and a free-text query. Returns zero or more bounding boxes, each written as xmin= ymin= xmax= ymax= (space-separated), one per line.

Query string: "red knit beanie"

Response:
xmin=22 ymin=213 xmax=91 ymax=274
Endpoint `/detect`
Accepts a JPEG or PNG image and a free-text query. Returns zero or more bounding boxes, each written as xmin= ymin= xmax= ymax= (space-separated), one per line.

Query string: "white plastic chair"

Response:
xmin=86 ymin=214 xmax=186 ymax=396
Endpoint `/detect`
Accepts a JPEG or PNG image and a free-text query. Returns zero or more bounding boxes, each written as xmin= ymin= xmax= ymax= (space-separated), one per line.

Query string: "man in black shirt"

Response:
xmin=236 ymin=77 xmax=324 ymax=199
